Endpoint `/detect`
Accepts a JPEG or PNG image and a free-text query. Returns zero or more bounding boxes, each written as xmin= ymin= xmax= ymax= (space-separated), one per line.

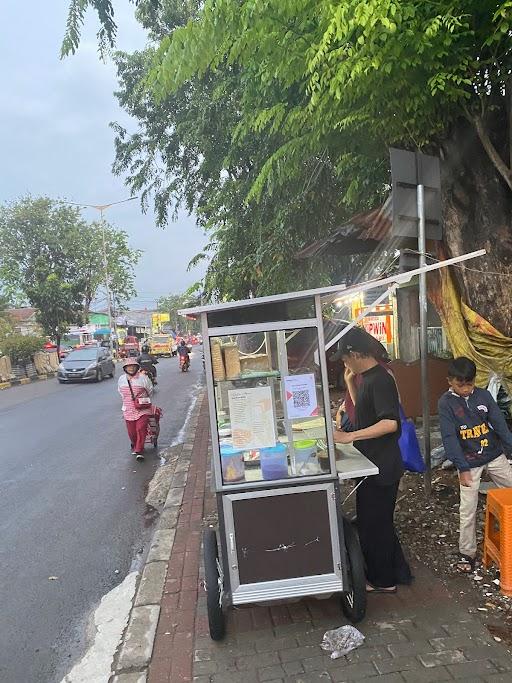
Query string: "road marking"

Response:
xmin=60 ymin=571 xmax=138 ymax=683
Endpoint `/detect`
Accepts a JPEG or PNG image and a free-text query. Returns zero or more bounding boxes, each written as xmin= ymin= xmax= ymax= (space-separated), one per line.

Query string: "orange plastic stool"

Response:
xmin=483 ymin=488 xmax=512 ymax=596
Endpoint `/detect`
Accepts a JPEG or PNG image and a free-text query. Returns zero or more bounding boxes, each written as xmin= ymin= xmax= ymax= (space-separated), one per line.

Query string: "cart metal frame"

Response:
xmin=180 ymin=248 xmax=485 ymax=640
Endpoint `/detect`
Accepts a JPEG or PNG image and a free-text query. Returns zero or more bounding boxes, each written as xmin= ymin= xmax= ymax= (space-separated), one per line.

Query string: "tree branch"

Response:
xmin=465 ymin=106 xmax=512 ymax=191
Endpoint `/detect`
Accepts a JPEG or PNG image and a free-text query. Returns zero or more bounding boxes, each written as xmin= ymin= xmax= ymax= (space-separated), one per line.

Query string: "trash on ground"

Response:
xmin=321 ymin=625 xmax=365 ymax=659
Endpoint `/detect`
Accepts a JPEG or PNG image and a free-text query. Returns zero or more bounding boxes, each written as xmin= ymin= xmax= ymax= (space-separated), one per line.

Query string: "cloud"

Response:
xmin=0 ymin=0 xmax=207 ymax=303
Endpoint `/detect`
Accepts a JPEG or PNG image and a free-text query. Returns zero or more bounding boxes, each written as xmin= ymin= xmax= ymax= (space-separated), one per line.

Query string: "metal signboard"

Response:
xmin=390 ymin=148 xmax=442 ymax=240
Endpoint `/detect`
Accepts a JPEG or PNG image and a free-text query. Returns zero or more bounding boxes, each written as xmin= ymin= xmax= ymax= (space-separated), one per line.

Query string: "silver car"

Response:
xmin=57 ymin=347 xmax=115 ymax=383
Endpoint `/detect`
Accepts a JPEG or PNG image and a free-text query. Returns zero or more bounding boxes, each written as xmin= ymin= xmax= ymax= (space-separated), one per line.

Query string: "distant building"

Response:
xmin=7 ymin=308 xmax=42 ymax=336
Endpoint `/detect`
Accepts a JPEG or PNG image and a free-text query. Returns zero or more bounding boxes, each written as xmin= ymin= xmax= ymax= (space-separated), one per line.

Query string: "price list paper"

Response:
xmin=228 ymin=386 xmax=277 ymax=449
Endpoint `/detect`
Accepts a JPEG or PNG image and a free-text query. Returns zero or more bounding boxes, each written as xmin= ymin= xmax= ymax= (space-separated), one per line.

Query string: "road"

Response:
xmin=0 ymin=351 xmax=203 ymax=683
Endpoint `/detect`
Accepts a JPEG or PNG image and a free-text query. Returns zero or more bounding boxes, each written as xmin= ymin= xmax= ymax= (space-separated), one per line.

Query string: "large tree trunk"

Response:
xmin=439 ymin=116 xmax=512 ymax=336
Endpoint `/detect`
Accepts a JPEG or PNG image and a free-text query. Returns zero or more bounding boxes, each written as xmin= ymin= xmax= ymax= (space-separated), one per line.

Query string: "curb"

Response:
xmin=0 ymin=371 xmax=58 ymax=390
xmin=110 ymin=391 xmax=206 ymax=682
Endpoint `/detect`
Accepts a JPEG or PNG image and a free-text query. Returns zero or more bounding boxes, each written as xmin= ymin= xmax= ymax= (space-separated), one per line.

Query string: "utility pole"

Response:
xmin=417 ymin=184 xmax=431 ymax=495
xmin=390 ymin=148 xmax=442 ymax=496
xmin=59 ymin=196 xmax=138 ymax=356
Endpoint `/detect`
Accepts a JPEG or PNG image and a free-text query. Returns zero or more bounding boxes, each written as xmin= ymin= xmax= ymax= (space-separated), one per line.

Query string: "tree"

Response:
xmin=67 ymin=1 xmax=512 ymax=333
xmin=145 ymin=0 xmax=512 ymax=334
xmin=157 ymin=289 xmax=201 ymax=334
xmin=0 ymin=333 xmax=46 ymax=365
xmin=0 ymin=197 xmax=89 ymax=353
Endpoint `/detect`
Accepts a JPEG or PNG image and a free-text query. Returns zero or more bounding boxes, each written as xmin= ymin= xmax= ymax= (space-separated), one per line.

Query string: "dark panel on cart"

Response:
xmin=232 ymin=489 xmax=334 ymax=584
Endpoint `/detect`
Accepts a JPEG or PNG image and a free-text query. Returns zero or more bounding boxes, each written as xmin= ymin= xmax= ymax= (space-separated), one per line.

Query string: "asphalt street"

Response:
xmin=0 ymin=351 xmax=203 ymax=683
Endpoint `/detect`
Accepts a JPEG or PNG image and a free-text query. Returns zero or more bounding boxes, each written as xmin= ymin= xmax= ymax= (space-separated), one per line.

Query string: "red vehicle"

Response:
xmin=119 ymin=335 xmax=140 ymax=358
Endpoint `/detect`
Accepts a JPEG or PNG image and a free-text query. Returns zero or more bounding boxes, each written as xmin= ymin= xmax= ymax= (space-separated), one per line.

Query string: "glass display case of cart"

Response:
xmin=210 ymin=325 xmax=333 ymax=486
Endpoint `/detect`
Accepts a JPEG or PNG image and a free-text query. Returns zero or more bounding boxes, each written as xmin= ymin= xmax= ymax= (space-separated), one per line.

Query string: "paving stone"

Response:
xmin=194 ymin=659 xmax=218 ymax=675
xmin=428 ymin=635 xmax=490 ymax=652
xmin=134 ymin=561 xmax=168 ymax=607
xmin=418 ymin=650 xmax=466 ymax=667
xmin=302 ymin=655 xmax=333 ymax=672
xmin=258 ymin=665 xmax=287 ymax=681
xmin=274 ymin=623 xmax=316 ymax=638
xmin=282 ymin=661 xmax=305 ymax=675
xmin=485 ymin=674 xmax=512 ymax=683
xmin=362 ymin=676 xmax=403 ymax=683
xmin=147 ymin=528 xmax=176 ymax=563
xmin=117 ymin=605 xmax=160 ymax=670
xmin=112 ymin=673 xmax=147 ymax=683
xmin=236 ymin=652 xmax=280 ymax=670
xmin=279 ymin=645 xmax=324 ymax=663
xmin=158 ymin=506 xmax=180 ymax=529
xmin=462 ymin=645 xmax=499 ymax=661
xmin=284 ymin=674 xmax=332 ymax=682
xmin=375 ymin=655 xmax=422 ymax=674
xmin=359 ymin=631 xmax=409 ymax=646
xmin=446 ymin=659 xmax=498 ymax=679
xmin=489 ymin=656 xmax=512 ymax=673
xmin=401 ymin=667 xmax=452 ymax=682
xmin=387 ymin=640 xmax=434 ymax=658
xmin=255 ymin=636 xmax=298 ymax=653
xmin=346 ymin=646 xmax=391 ymax=664
xmin=441 ymin=621 xmax=488 ymax=637
xmin=330 ymin=661 xmax=378 ymax=681
xmin=212 ymin=673 xmax=259 ymax=683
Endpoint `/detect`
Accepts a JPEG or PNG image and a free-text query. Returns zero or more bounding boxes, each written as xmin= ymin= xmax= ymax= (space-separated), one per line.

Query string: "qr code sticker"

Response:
xmin=292 ymin=390 xmax=310 ymax=409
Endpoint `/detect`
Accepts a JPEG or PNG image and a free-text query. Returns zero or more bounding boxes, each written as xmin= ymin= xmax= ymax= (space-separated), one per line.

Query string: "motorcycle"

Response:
xmin=179 ymin=354 xmax=190 ymax=372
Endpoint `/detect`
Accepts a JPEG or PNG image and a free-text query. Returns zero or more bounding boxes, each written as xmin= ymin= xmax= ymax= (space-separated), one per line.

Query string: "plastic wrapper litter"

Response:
xmin=321 ymin=625 xmax=365 ymax=659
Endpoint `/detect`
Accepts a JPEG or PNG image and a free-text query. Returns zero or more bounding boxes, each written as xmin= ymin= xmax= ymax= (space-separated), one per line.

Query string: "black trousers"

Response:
xmin=356 ymin=477 xmax=411 ymax=588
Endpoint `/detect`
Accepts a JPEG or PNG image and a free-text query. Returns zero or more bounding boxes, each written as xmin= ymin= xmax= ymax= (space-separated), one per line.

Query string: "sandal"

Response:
xmin=455 ymin=553 xmax=475 ymax=573
xmin=366 ymin=583 xmax=397 ymax=593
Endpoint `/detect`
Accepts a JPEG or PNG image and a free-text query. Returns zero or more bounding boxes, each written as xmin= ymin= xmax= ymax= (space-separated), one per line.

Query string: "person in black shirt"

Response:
xmin=334 ymin=327 xmax=412 ymax=592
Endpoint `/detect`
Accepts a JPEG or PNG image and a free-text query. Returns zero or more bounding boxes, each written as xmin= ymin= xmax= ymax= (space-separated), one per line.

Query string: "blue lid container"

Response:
xmin=260 ymin=443 xmax=288 ymax=480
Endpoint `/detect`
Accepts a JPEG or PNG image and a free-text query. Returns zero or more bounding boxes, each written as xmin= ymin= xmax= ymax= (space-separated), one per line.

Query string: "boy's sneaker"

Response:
xmin=135 ymin=453 xmax=145 ymax=461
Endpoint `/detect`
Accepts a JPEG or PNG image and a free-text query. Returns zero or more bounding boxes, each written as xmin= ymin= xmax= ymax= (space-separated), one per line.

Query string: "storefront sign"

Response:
xmin=362 ymin=315 xmax=392 ymax=344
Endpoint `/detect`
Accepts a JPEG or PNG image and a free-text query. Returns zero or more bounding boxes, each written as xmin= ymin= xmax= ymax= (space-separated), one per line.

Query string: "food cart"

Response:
xmin=180 ymin=249 xmax=484 ymax=640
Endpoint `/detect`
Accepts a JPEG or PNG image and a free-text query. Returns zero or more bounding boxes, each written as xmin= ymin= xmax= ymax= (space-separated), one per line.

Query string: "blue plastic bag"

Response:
xmin=398 ymin=405 xmax=426 ymax=473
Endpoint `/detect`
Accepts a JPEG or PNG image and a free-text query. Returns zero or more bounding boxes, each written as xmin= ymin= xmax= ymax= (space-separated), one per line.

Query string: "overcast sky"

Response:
xmin=0 ymin=1 xmax=207 ymax=310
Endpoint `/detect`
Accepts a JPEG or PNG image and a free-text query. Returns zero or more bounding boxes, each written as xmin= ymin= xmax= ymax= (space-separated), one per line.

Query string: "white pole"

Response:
xmin=417 ymin=184 xmax=431 ymax=495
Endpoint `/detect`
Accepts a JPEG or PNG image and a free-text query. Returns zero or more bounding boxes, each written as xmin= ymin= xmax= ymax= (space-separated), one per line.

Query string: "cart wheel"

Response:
xmin=203 ymin=528 xmax=226 ymax=641
xmin=340 ymin=517 xmax=367 ymax=623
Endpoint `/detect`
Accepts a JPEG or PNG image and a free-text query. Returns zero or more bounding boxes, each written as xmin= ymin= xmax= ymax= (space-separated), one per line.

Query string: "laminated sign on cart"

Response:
xmin=228 ymin=386 xmax=276 ymax=449
xmin=284 ymin=374 xmax=318 ymax=419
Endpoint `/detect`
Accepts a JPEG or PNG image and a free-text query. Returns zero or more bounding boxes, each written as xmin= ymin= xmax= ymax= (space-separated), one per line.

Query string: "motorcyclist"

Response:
xmin=177 ymin=339 xmax=190 ymax=367
xmin=137 ymin=344 xmax=159 ymax=384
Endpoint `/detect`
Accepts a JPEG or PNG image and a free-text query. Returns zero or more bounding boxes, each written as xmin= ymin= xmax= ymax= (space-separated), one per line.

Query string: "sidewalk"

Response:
xmin=113 ymin=396 xmax=512 ymax=683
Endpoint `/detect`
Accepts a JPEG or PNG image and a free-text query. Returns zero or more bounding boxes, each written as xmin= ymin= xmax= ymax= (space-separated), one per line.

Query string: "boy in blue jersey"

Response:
xmin=439 ymin=357 xmax=512 ymax=572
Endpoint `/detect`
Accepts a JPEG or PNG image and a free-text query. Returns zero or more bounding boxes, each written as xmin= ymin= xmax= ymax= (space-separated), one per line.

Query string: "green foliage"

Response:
xmin=61 ymin=0 xmax=117 ymax=57
xmin=0 ymin=197 xmax=141 ymax=344
xmin=0 ymin=333 xmax=45 ymax=364
xmin=71 ymin=1 xmax=512 ymax=302
xmin=0 ymin=197 xmax=89 ymax=343
xmin=156 ymin=290 xmax=201 ymax=333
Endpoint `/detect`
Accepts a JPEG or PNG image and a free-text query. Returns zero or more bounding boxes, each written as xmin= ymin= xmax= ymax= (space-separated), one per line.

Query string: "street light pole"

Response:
xmin=59 ymin=196 xmax=138 ymax=356
xmin=98 ymin=207 xmax=116 ymax=355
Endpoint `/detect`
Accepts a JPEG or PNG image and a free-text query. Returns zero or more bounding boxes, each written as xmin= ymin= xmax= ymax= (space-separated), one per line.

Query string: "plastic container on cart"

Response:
xmin=293 ymin=439 xmax=318 ymax=474
xmin=260 ymin=443 xmax=288 ymax=480
xmin=220 ymin=445 xmax=246 ymax=483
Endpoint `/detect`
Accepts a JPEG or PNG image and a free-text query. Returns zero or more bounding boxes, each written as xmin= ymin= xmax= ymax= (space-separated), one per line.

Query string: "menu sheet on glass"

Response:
xmin=284 ymin=373 xmax=319 ymax=419
xmin=228 ymin=386 xmax=276 ymax=449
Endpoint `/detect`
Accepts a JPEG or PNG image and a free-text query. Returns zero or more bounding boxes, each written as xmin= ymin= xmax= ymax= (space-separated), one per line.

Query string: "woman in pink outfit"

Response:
xmin=118 ymin=359 xmax=153 ymax=460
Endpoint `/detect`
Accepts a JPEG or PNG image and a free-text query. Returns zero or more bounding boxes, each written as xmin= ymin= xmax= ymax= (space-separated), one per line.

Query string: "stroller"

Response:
xmin=145 ymin=406 xmax=162 ymax=449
